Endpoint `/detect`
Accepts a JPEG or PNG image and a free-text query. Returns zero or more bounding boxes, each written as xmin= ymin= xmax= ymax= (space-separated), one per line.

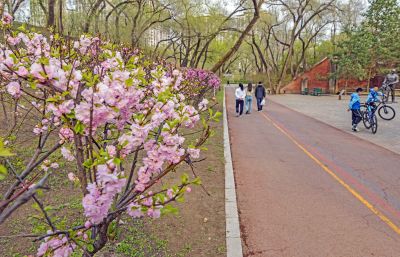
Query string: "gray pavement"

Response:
xmin=269 ymin=94 xmax=400 ymax=154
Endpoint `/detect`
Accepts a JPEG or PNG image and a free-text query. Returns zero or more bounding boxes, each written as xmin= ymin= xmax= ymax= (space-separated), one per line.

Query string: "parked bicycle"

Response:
xmin=360 ymin=103 xmax=378 ymax=134
xmin=375 ymin=99 xmax=396 ymax=120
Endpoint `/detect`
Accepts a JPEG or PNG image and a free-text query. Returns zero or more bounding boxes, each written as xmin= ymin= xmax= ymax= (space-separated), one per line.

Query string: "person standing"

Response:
xmin=383 ymin=69 xmax=399 ymax=103
xmin=245 ymin=83 xmax=253 ymax=114
xmin=348 ymin=87 xmax=363 ymax=132
xmin=255 ymin=82 xmax=266 ymax=111
xmin=235 ymin=83 xmax=246 ymax=117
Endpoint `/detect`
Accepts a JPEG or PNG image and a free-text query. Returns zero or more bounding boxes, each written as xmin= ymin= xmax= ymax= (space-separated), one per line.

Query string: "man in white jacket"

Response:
xmin=235 ymin=83 xmax=246 ymax=117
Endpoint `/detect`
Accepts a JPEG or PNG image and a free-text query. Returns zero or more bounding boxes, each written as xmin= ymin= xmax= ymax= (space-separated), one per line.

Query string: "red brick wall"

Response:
xmin=281 ymin=58 xmax=330 ymax=94
xmin=281 ymin=58 xmax=373 ymax=94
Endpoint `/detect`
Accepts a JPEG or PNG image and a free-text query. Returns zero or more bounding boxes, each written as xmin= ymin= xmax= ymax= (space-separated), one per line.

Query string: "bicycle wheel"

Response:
xmin=362 ymin=111 xmax=372 ymax=129
xmin=378 ymin=105 xmax=396 ymax=120
xmin=371 ymin=114 xmax=378 ymax=134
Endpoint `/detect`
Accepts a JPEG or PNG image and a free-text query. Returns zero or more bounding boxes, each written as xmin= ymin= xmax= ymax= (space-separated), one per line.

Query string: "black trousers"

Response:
xmin=256 ymin=98 xmax=263 ymax=111
xmin=236 ymin=99 xmax=244 ymax=115
xmin=389 ymin=84 xmax=396 ymax=102
xmin=352 ymin=109 xmax=362 ymax=126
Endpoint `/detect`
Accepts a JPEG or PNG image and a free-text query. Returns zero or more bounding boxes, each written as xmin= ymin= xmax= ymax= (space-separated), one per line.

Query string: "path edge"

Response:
xmin=223 ymin=86 xmax=243 ymax=257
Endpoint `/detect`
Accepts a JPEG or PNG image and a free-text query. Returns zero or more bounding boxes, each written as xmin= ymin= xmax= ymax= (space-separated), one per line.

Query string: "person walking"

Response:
xmin=235 ymin=83 xmax=246 ymax=117
xmin=245 ymin=83 xmax=253 ymax=114
xmin=255 ymin=82 xmax=266 ymax=111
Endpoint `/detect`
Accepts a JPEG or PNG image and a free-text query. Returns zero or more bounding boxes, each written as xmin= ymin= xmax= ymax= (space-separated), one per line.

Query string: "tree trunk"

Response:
xmin=0 ymin=2 xmax=4 ymax=17
xmin=58 ymin=0 xmax=63 ymax=33
xmin=367 ymin=66 xmax=372 ymax=92
xmin=47 ymin=0 xmax=56 ymax=27
xmin=211 ymin=0 xmax=264 ymax=73
xmin=84 ymin=0 xmax=103 ymax=33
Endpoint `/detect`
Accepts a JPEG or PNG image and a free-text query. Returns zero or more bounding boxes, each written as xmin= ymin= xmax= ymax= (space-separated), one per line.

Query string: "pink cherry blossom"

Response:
xmin=187 ymin=148 xmax=200 ymax=159
xmin=6 ymin=81 xmax=21 ymax=98
xmin=59 ymin=127 xmax=74 ymax=142
xmin=0 ymin=28 xmax=218 ymax=257
xmin=17 ymin=66 xmax=29 ymax=76
xmin=68 ymin=172 xmax=78 ymax=182
xmin=7 ymin=36 xmax=21 ymax=45
xmin=2 ymin=12 xmax=13 ymax=25
xmin=61 ymin=147 xmax=75 ymax=161
xmin=198 ymin=98 xmax=209 ymax=110
xmin=106 ymin=145 xmax=117 ymax=157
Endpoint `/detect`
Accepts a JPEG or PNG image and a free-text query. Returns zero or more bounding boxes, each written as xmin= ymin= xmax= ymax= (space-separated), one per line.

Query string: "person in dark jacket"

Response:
xmin=255 ymin=82 xmax=266 ymax=111
xmin=382 ymin=69 xmax=399 ymax=103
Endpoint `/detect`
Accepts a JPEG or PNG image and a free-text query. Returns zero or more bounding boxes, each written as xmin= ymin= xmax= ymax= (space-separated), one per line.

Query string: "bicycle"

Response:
xmin=360 ymin=103 xmax=378 ymax=134
xmin=376 ymin=100 xmax=396 ymax=120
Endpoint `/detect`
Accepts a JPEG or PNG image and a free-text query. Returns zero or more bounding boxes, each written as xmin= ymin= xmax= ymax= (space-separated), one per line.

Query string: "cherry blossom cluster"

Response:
xmin=0 ymin=12 xmax=220 ymax=256
xmin=178 ymin=68 xmax=221 ymax=102
xmin=37 ymin=234 xmax=76 ymax=257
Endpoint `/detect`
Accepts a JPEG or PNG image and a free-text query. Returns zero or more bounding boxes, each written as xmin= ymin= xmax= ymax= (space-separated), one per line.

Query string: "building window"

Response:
xmin=66 ymin=0 xmax=77 ymax=11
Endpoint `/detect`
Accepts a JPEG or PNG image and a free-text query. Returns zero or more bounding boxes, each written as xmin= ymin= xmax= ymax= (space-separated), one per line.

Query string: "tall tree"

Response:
xmin=211 ymin=0 xmax=264 ymax=73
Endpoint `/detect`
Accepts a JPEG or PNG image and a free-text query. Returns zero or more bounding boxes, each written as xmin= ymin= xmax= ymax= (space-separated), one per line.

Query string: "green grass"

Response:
xmin=216 ymin=88 xmax=224 ymax=105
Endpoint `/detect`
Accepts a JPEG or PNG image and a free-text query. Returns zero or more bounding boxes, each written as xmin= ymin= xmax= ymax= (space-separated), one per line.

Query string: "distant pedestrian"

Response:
xmin=348 ymin=87 xmax=363 ymax=132
xmin=235 ymin=83 xmax=246 ymax=117
xmin=245 ymin=83 xmax=253 ymax=114
xmin=255 ymin=82 xmax=266 ymax=111
xmin=382 ymin=69 xmax=399 ymax=103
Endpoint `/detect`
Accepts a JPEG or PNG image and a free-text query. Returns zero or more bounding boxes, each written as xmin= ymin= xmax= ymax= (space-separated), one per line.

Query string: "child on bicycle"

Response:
xmin=366 ymin=87 xmax=381 ymax=108
xmin=348 ymin=87 xmax=363 ymax=132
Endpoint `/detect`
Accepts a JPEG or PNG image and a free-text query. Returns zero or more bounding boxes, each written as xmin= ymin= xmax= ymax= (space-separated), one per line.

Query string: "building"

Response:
xmin=281 ymin=58 xmax=383 ymax=94
xmin=144 ymin=26 xmax=172 ymax=47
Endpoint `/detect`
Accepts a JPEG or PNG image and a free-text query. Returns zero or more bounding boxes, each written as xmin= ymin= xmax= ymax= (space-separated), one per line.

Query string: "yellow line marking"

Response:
xmin=260 ymin=112 xmax=400 ymax=235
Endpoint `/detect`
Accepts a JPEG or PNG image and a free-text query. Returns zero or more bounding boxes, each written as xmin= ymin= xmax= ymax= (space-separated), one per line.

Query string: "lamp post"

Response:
xmin=332 ymin=55 xmax=339 ymax=94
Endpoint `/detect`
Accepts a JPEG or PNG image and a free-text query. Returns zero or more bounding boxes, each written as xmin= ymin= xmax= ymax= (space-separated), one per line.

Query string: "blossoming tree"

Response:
xmin=0 ymin=13 xmax=220 ymax=256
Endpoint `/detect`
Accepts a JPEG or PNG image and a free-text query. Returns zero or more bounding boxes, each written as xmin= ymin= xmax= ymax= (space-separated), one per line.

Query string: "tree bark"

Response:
xmin=58 ymin=0 xmax=63 ymax=33
xmin=47 ymin=0 xmax=56 ymax=27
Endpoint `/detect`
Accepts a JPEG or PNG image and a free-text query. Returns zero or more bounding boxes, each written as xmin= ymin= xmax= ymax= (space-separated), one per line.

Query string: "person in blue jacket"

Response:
xmin=366 ymin=87 xmax=381 ymax=107
xmin=348 ymin=87 xmax=363 ymax=132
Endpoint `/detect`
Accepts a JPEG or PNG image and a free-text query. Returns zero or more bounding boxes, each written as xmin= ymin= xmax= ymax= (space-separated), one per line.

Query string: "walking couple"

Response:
xmin=235 ymin=82 xmax=266 ymax=117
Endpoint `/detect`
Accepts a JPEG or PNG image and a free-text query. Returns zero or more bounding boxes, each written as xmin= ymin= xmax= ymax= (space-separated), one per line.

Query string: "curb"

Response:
xmin=223 ymin=86 xmax=243 ymax=257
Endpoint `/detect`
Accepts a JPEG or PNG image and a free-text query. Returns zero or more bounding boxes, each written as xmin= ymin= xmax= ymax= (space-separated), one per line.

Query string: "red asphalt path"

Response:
xmin=226 ymin=88 xmax=400 ymax=257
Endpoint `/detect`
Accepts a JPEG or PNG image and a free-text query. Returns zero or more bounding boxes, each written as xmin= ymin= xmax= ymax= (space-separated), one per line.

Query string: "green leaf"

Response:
xmin=192 ymin=177 xmax=202 ymax=185
xmin=74 ymin=121 xmax=84 ymax=135
xmin=0 ymin=148 xmax=14 ymax=157
xmin=0 ymin=165 xmax=7 ymax=180
xmin=161 ymin=205 xmax=179 ymax=215
xmin=87 ymin=244 xmax=95 ymax=252
xmin=44 ymin=206 xmax=54 ymax=212
xmin=46 ymin=97 xmax=59 ymax=103
xmin=113 ymin=158 xmax=121 ymax=165
xmin=181 ymin=173 xmax=189 ymax=184
xmin=125 ymin=77 xmax=133 ymax=87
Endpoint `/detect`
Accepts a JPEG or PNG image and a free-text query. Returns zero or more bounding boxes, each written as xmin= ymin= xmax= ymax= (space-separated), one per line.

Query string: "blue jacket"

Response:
xmin=349 ymin=93 xmax=361 ymax=110
xmin=366 ymin=89 xmax=379 ymax=104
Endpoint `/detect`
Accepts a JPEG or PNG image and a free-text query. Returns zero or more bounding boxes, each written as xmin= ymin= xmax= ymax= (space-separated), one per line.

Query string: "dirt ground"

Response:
xmin=0 ymin=91 xmax=225 ymax=257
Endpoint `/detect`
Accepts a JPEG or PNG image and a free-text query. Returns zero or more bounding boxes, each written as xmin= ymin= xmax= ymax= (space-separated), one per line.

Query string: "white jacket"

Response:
xmin=235 ymin=88 xmax=246 ymax=100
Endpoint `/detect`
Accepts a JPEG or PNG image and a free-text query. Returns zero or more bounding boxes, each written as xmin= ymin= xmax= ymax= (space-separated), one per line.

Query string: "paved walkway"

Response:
xmin=270 ymin=94 xmax=400 ymax=154
xmin=226 ymin=88 xmax=400 ymax=257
